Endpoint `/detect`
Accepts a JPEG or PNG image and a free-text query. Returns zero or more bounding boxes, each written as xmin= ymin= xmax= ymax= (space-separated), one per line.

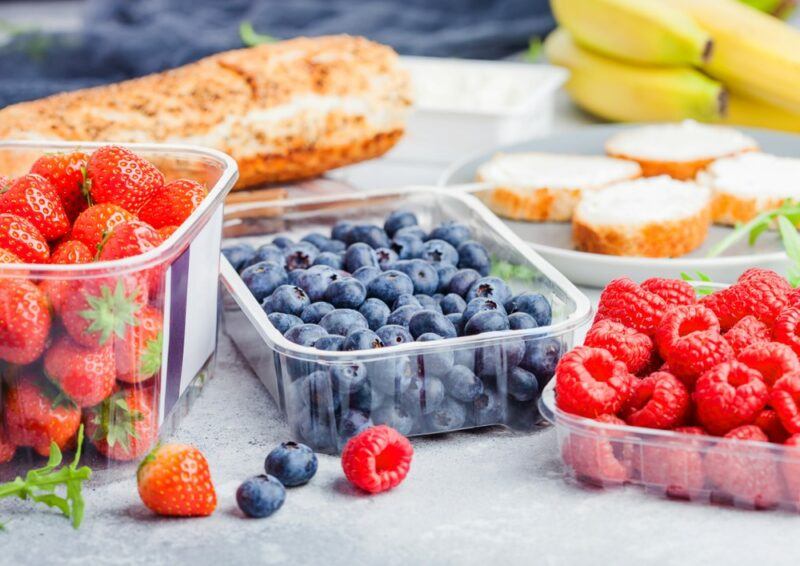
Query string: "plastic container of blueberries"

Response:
xmin=220 ymin=186 xmax=592 ymax=453
xmin=0 ymin=141 xmax=237 ymax=478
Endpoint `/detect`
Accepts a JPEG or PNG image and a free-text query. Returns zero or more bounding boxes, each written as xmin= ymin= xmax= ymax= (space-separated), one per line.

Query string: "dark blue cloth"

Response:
xmin=0 ymin=0 xmax=554 ymax=108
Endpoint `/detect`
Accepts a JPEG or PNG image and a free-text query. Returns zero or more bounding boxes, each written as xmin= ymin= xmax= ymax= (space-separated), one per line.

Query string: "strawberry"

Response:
xmin=139 ymin=179 xmax=207 ymax=229
xmin=0 ymin=422 xmax=16 ymax=464
xmin=0 ymin=213 xmax=50 ymax=263
xmin=0 ymin=247 xmax=28 ymax=276
xmin=71 ymin=203 xmax=137 ymax=256
xmin=115 ymin=306 xmax=163 ymax=383
xmin=85 ymin=388 xmax=157 ymax=461
xmin=50 ymin=239 xmax=93 ymax=264
xmin=29 ymin=152 xmax=90 ymax=221
xmin=43 ymin=336 xmax=116 ymax=407
xmin=97 ymin=220 xmax=163 ymax=262
xmin=157 ymin=225 xmax=179 ymax=240
xmin=87 ymin=146 xmax=164 ymax=213
xmin=0 ymin=175 xmax=9 ymax=190
xmin=0 ymin=279 xmax=51 ymax=364
xmin=137 ymin=444 xmax=217 ymax=517
xmin=0 ymin=174 xmax=70 ymax=240
xmin=3 ymin=375 xmax=81 ymax=457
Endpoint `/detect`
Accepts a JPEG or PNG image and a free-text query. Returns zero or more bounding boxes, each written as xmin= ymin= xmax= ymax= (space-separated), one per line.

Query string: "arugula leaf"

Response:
xmin=524 ymin=37 xmax=543 ymax=62
xmin=707 ymin=199 xmax=800 ymax=258
xmin=680 ymin=271 xmax=714 ymax=295
xmin=239 ymin=22 xmax=277 ymax=47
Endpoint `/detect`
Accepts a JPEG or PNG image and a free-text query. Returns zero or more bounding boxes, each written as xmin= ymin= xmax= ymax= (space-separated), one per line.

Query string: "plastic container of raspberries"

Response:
xmin=0 ymin=140 xmax=237 ymax=476
xmin=220 ymin=186 xmax=592 ymax=453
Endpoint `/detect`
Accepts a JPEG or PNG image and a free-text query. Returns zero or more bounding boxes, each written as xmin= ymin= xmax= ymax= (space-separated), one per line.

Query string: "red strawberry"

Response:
xmin=0 ymin=213 xmax=50 ymax=263
xmin=562 ymin=414 xmax=630 ymax=486
xmin=50 ymin=239 xmax=93 ymax=265
xmin=0 ymin=422 xmax=16 ymax=464
xmin=157 ymin=225 xmax=179 ymax=240
xmin=97 ymin=220 xmax=163 ymax=262
xmin=115 ymin=306 xmax=163 ymax=383
xmin=29 ymin=151 xmax=90 ymax=221
xmin=0 ymin=174 xmax=70 ymax=240
xmin=87 ymin=146 xmax=164 ymax=213
xmin=85 ymin=388 xmax=157 ymax=461
xmin=0 ymin=247 xmax=28 ymax=276
xmin=44 ymin=336 xmax=116 ymax=407
xmin=139 ymin=179 xmax=207 ymax=229
xmin=3 ymin=375 xmax=81 ymax=457
xmin=0 ymin=279 xmax=51 ymax=364
xmin=137 ymin=444 xmax=217 ymax=516
xmin=71 ymin=203 xmax=137 ymax=256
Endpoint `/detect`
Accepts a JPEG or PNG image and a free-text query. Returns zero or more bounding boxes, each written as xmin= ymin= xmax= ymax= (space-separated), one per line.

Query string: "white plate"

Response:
xmin=439 ymin=124 xmax=792 ymax=288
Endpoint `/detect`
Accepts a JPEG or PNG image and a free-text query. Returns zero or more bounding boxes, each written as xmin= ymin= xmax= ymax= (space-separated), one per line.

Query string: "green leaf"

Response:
xmin=239 ymin=22 xmax=277 ymax=47
xmin=524 ymin=37 xmax=543 ymax=62
xmin=680 ymin=271 xmax=714 ymax=296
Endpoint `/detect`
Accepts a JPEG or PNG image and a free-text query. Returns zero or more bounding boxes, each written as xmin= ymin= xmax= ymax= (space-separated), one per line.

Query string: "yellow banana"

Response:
xmin=551 ymin=0 xmax=712 ymax=66
xmin=545 ymin=29 xmax=726 ymax=122
xmin=720 ymin=93 xmax=800 ymax=131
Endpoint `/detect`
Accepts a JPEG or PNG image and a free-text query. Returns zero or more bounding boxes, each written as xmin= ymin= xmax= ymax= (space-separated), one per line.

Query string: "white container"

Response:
xmin=390 ymin=56 xmax=568 ymax=164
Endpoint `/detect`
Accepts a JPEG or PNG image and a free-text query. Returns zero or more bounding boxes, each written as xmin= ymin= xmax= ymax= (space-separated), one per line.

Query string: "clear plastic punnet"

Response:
xmin=221 ymin=186 xmax=592 ymax=453
xmin=0 ymin=141 xmax=238 ymax=477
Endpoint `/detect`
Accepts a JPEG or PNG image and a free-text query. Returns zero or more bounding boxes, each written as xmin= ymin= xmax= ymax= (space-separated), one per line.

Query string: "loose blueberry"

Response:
xmin=359 ymin=298 xmax=391 ymax=331
xmin=428 ymin=221 xmax=471 ymax=248
xmin=376 ymin=324 xmax=414 ymax=347
xmin=324 ymin=277 xmax=367 ymax=309
xmin=508 ymin=366 xmax=540 ymax=402
xmin=284 ymin=242 xmax=319 ymax=271
xmin=267 ymin=312 xmax=303 ymax=334
xmin=222 ymin=243 xmax=255 ymax=271
xmin=464 ymin=310 xmax=510 ymax=335
xmin=440 ymin=293 xmax=467 ymax=315
xmin=462 ymin=297 xmax=506 ymax=323
xmin=343 ymin=329 xmax=385 ymax=351
xmin=263 ymin=285 xmax=311 ymax=316
xmin=241 ymin=261 xmax=288 ymax=302
xmin=301 ymin=302 xmax=335 ymax=324
xmin=448 ymin=268 xmax=482 ymax=298
xmin=457 ymin=240 xmax=491 ymax=276
xmin=330 ymin=362 xmax=368 ymax=395
xmin=313 ymin=251 xmax=344 ymax=270
xmin=505 ymin=292 xmax=552 ymax=327
xmin=314 ymin=335 xmax=345 ymax=351
xmin=331 ymin=221 xmax=354 ymax=242
xmin=346 ymin=224 xmax=391 ymax=248
xmin=520 ymin=338 xmax=562 ymax=383
xmin=374 ymin=247 xmax=399 ymax=270
xmin=408 ymin=310 xmax=458 ymax=339
xmin=508 ymin=312 xmax=538 ymax=330
xmin=371 ymin=404 xmax=415 ymax=435
xmin=265 ymin=442 xmax=318 ymax=487
xmin=425 ymin=397 xmax=467 ymax=432
xmin=466 ymin=276 xmax=512 ymax=304
xmin=392 ymin=259 xmax=439 ymax=295
xmin=387 ymin=304 xmax=423 ymax=328
xmin=415 ymin=294 xmax=442 ymax=313
xmin=384 ymin=210 xmax=418 ymax=237
xmin=442 ymin=365 xmax=484 ymax=402
xmin=319 ymin=309 xmax=369 ymax=336
xmin=393 ymin=294 xmax=421 ymax=310
xmin=236 ymin=475 xmax=286 ymax=518
xmin=436 ymin=264 xmax=458 ymax=293
xmin=368 ymin=270 xmax=415 ymax=306
xmin=344 ymin=243 xmax=378 ymax=273
xmin=353 ymin=266 xmax=382 ymax=287
xmin=272 ymin=236 xmax=294 ymax=249
xmin=416 ymin=333 xmax=455 ymax=376
xmin=394 ymin=225 xmax=427 ymax=241
xmin=284 ymin=323 xmax=328 ymax=346
xmin=446 ymin=313 xmax=465 ymax=335
xmin=421 ymin=239 xmax=459 ymax=266
xmin=391 ymin=233 xmax=424 ymax=260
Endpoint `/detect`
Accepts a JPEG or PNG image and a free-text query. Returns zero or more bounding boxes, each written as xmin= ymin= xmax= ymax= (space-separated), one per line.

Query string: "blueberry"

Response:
xmin=344 ymin=379 xmax=374 ymax=415
xmin=414 ymin=294 xmax=442 ymax=313
xmin=416 ymin=333 xmax=455 ymax=376
xmin=324 ymin=278 xmax=366 ymax=309
xmin=329 ymin=362 xmax=368 ymax=394
xmin=466 ymin=277 xmax=512 ymax=305
xmin=428 ymin=221 xmax=471 ymax=248
xmin=409 ymin=310 xmax=458 ymax=339
xmin=265 ymin=441 xmax=318 ymax=487
xmin=376 ymin=324 xmax=414 ymax=347
xmin=446 ymin=313 xmax=465 ymax=335
xmin=353 ymin=266 xmax=382 ymax=287
xmin=371 ymin=404 xmax=415 ymax=435
xmin=319 ymin=309 xmax=369 ymax=336
xmin=295 ymin=266 xmax=340 ymax=302
xmin=368 ymin=270 xmax=415 ymax=305
xmin=314 ymin=335 xmax=345 ymax=351
xmin=393 ymin=294 xmax=421 ymax=310
xmin=344 ymin=243 xmax=378 ymax=272
xmin=298 ymin=370 xmax=340 ymax=412
xmin=464 ymin=310 xmax=510 ymax=335
xmin=454 ymin=348 xmax=476 ymax=371
xmin=375 ymin=247 xmax=399 ymax=270
xmin=457 ymin=240 xmax=491 ymax=276
xmin=343 ymin=329 xmax=385 ymax=351
xmin=301 ymin=302 xmax=335 ymax=324
xmin=508 ymin=367 xmax=540 ymax=402
xmin=236 ymin=475 xmax=286 ymax=518
xmin=263 ymin=285 xmax=311 ymax=316
xmin=508 ymin=312 xmax=538 ymax=331
xmin=288 ymin=269 xmax=306 ymax=286
xmin=295 ymin=402 xmax=335 ymax=450
xmin=448 ymin=268 xmax=482 ymax=298
xmin=520 ymin=338 xmax=562 ymax=383
xmin=313 ymin=251 xmax=343 ymax=270
xmin=391 ymin=233 xmax=424 ymax=260
xmin=425 ymin=397 xmax=467 ymax=432
xmin=505 ymin=292 xmax=552 ymax=327
xmin=372 ymin=355 xmax=418 ymax=396
xmin=284 ymin=323 xmax=328 ymax=346
xmin=246 ymin=244 xmax=286 ymax=270
xmin=323 ymin=239 xmax=346 ymax=253
xmin=472 ymin=389 xmax=503 ymax=426
xmin=284 ymin=242 xmax=319 ymax=271
xmin=267 ymin=312 xmax=303 ymax=334
xmin=222 ymin=243 xmax=255 ymax=271
xmin=475 ymin=338 xmax=525 ymax=378
xmin=436 ymin=264 xmax=458 ymax=293
xmin=392 ymin=259 xmax=439 ymax=295
xmin=440 ymin=293 xmax=467 ymax=315
xmin=241 ymin=261 xmax=288 ymax=302
xmin=338 ymin=409 xmax=373 ymax=442
xmin=421 ymin=239 xmax=459 ymax=266
xmin=384 ymin=210 xmax=418 ymax=237
xmin=331 ymin=221 xmax=354 ymax=242
xmin=462 ymin=297 xmax=506 ymax=323
xmin=301 ymin=232 xmax=331 ymax=251
xmin=508 ymin=398 xmax=541 ymax=432
xmin=442 ymin=365 xmax=484 ymax=402
xmin=395 ymin=225 xmax=427 ymax=241
xmin=401 ymin=375 xmax=445 ymax=416
xmin=387 ymin=304 xmax=423 ymax=327
xmin=359 ymin=298 xmax=390 ymax=330
xmin=272 ymin=236 xmax=294 ymax=249
xmin=346 ymin=224 xmax=391 ymax=248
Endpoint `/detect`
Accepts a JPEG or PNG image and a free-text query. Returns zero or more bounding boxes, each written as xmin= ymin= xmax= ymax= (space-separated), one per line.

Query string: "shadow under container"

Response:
xmin=221 ymin=186 xmax=592 ymax=453
xmin=0 ymin=141 xmax=237 ymax=477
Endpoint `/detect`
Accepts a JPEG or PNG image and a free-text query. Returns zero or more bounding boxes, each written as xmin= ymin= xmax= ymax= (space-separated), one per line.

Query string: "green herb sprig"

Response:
xmin=239 ymin=22 xmax=277 ymax=47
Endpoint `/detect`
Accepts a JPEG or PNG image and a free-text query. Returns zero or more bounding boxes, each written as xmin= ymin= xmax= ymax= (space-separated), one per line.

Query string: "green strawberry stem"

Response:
xmin=79 ymin=280 xmax=142 ymax=345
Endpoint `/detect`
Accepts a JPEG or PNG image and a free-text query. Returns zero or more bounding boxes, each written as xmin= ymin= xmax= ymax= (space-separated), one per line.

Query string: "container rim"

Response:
xmin=0 ymin=140 xmax=239 ymax=278
xmin=221 ymin=184 xmax=593 ymax=362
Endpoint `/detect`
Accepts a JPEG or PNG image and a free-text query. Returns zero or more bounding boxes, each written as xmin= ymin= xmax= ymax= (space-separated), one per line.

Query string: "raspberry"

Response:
xmin=724 ymin=315 xmax=771 ymax=356
xmin=636 ymin=426 xmax=706 ymax=499
xmin=755 ymin=408 xmax=789 ymax=443
xmin=595 ymin=278 xmax=667 ymax=336
xmin=700 ymin=287 xmax=747 ymax=331
xmin=664 ymin=331 xmax=734 ymax=388
xmin=705 ymin=425 xmax=781 ymax=509
xmin=555 ymin=346 xmax=634 ymax=418
xmin=787 ymin=288 xmax=800 ymax=308
xmin=341 ymin=425 xmax=413 ymax=494
xmin=773 ymin=306 xmax=800 ymax=358
xmin=736 ymin=270 xmax=791 ymax=325
xmin=641 ymin=277 xmax=696 ymax=306
xmin=694 ymin=361 xmax=769 ymax=435
xmin=561 ymin=414 xmax=630 ymax=486
xmin=621 ymin=371 xmax=689 ymax=429
xmin=738 ymin=341 xmax=800 ymax=387
xmin=781 ymin=433 xmax=800 ymax=507
xmin=654 ymin=304 xmax=720 ymax=360
xmin=738 ymin=268 xmax=788 ymax=286
xmin=584 ymin=319 xmax=655 ymax=375
xmin=771 ymin=372 xmax=800 ymax=434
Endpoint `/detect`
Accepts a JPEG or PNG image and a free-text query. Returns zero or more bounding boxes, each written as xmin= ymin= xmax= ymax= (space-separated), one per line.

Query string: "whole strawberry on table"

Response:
xmin=0 ymin=145 xmax=209 ymax=467
xmin=553 ymin=269 xmax=800 ymax=510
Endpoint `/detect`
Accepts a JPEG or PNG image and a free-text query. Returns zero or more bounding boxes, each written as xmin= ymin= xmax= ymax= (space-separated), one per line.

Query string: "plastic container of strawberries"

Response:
xmin=0 ymin=141 xmax=238 ymax=476
xmin=220 ymin=186 xmax=592 ymax=453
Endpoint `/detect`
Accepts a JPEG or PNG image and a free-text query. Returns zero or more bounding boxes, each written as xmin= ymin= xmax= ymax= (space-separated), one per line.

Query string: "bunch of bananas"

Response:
xmin=546 ymin=0 xmax=800 ymax=131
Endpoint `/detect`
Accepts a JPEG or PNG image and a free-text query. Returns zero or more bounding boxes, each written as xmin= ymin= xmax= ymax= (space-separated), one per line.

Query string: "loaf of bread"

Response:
xmin=0 ymin=36 xmax=412 ymax=189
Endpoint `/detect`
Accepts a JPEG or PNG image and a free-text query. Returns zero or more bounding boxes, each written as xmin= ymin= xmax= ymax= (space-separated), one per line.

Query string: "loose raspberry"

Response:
xmin=694 ymin=361 xmax=769 ymax=435
xmin=773 ymin=306 xmax=800 ymax=358
xmin=665 ymin=331 xmax=734 ymax=388
xmin=755 ymin=409 xmax=789 ymax=443
xmin=636 ymin=426 xmax=706 ymax=499
xmin=555 ymin=346 xmax=634 ymax=418
xmin=771 ymin=372 xmax=800 ymax=434
xmin=341 ymin=425 xmax=413 ymax=494
xmin=561 ymin=414 xmax=630 ymax=486
xmin=781 ymin=434 xmax=800 ymax=508
xmin=641 ymin=277 xmax=696 ymax=306
xmin=622 ymin=371 xmax=689 ymax=429
xmin=584 ymin=319 xmax=655 ymax=375
xmin=705 ymin=425 xmax=781 ymax=509
xmin=738 ymin=341 xmax=800 ymax=387
xmin=595 ymin=278 xmax=667 ymax=336
xmin=724 ymin=316 xmax=771 ymax=356
xmin=654 ymin=304 xmax=720 ymax=360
